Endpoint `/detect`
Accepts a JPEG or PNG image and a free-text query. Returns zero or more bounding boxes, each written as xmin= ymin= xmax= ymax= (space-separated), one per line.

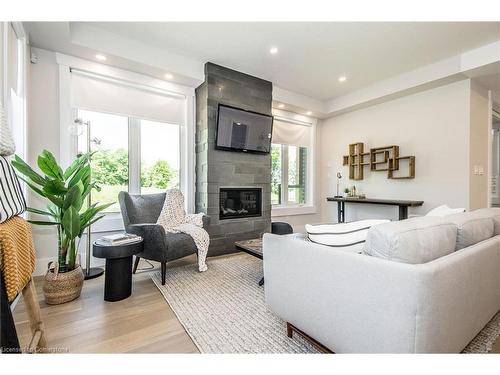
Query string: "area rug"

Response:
xmin=150 ymin=253 xmax=500 ymax=354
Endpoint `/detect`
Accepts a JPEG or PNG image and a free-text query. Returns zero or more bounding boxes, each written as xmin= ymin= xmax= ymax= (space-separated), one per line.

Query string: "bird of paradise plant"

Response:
xmin=11 ymin=150 xmax=112 ymax=272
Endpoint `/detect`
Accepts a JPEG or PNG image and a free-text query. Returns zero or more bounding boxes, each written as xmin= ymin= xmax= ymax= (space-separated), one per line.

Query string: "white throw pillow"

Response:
xmin=305 ymin=219 xmax=389 ymax=253
xmin=364 ymin=216 xmax=457 ymax=264
xmin=445 ymin=211 xmax=495 ymax=250
xmin=426 ymin=204 xmax=465 ymax=217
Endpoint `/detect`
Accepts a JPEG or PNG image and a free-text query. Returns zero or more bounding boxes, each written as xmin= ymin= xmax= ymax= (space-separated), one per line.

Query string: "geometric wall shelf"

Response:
xmin=343 ymin=143 xmax=415 ymax=180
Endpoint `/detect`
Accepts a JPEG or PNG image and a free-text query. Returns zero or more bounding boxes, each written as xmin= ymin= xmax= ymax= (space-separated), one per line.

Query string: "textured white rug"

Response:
xmin=151 ymin=253 xmax=500 ymax=354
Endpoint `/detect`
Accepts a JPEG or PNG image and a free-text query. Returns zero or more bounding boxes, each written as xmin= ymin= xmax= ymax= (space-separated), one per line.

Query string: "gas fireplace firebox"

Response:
xmin=219 ymin=187 xmax=262 ymax=220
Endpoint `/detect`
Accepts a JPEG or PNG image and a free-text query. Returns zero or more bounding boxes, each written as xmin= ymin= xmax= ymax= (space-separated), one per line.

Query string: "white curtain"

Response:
xmin=70 ymin=71 xmax=185 ymax=125
xmin=272 ymin=118 xmax=311 ymax=147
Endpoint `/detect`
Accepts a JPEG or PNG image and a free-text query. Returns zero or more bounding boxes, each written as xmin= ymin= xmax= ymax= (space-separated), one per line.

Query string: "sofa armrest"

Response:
xmin=263 ymin=233 xmax=419 ymax=353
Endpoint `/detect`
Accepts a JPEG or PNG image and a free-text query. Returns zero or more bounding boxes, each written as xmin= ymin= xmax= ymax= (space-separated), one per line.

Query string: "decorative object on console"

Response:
xmin=342 ymin=142 xmax=415 ymax=180
xmin=11 ymin=150 xmax=112 ymax=304
xmin=335 ymin=172 xmax=343 ymax=198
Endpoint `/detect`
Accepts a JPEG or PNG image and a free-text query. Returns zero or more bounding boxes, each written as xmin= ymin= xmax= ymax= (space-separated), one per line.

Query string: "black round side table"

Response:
xmin=92 ymin=240 xmax=143 ymax=302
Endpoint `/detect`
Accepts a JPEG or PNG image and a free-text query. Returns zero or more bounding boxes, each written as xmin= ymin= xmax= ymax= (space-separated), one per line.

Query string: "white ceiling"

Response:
xmin=26 ymin=22 xmax=500 ymax=101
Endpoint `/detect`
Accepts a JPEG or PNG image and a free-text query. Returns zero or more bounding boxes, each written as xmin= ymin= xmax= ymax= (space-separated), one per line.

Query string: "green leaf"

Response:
xmin=63 ymin=153 xmax=90 ymax=180
xmin=17 ymin=175 xmax=46 ymax=198
xmin=62 ymin=206 xmax=80 ymax=240
xmin=27 ymin=207 xmax=56 ymax=217
xmin=46 ymin=194 xmax=64 ymax=209
xmin=43 ymin=179 xmax=67 ymax=196
xmin=37 ymin=150 xmax=63 ymax=180
xmin=68 ymin=165 xmax=90 ymax=188
xmin=11 ymin=155 xmax=46 ymax=186
xmin=28 ymin=220 xmax=60 ymax=226
xmin=63 ymin=184 xmax=83 ymax=211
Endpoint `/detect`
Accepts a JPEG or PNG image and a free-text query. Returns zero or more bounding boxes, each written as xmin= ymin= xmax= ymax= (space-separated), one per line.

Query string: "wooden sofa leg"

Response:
xmin=133 ymin=256 xmax=140 ymax=274
xmin=287 ymin=322 xmax=293 ymax=338
xmin=161 ymin=262 xmax=167 ymax=285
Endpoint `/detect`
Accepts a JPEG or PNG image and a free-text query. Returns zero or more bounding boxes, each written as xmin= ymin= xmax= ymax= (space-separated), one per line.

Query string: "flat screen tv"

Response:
xmin=215 ymin=104 xmax=273 ymax=154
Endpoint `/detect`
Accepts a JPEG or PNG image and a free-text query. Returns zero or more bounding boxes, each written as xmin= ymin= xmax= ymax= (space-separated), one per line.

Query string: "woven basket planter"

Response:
xmin=43 ymin=262 xmax=84 ymax=305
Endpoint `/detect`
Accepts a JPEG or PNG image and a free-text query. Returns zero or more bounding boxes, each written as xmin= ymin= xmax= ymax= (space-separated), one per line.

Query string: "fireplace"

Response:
xmin=219 ymin=187 xmax=262 ymax=220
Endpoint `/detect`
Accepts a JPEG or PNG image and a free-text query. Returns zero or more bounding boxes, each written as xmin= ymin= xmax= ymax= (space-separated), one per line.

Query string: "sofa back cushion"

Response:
xmin=474 ymin=208 xmax=500 ymax=236
xmin=306 ymin=219 xmax=389 ymax=254
xmin=364 ymin=217 xmax=457 ymax=264
xmin=444 ymin=211 xmax=494 ymax=250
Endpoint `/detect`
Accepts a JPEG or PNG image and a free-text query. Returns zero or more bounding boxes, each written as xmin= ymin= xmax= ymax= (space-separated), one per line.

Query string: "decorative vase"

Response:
xmin=43 ymin=262 xmax=84 ymax=305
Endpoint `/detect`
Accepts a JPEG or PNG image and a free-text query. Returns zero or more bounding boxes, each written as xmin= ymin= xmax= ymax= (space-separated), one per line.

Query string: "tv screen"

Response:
xmin=216 ymin=104 xmax=273 ymax=154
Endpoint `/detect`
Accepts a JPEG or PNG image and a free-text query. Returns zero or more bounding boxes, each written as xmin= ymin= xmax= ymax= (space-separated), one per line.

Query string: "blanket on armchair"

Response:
xmin=157 ymin=189 xmax=209 ymax=272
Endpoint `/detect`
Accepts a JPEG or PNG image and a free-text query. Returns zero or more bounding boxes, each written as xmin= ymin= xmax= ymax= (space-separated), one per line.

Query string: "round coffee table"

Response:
xmin=93 ymin=240 xmax=143 ymax=302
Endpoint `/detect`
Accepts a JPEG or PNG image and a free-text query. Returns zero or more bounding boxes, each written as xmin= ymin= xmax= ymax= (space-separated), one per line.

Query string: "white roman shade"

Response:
xmin=272 ymin=118 xmax=312 ymax=147
xmin=70 ymin=70 xmax=185 ymax=125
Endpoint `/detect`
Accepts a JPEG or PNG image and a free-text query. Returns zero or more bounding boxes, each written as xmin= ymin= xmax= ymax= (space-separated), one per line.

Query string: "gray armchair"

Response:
xmin=118 ymin=191 xmax=209 ymax=285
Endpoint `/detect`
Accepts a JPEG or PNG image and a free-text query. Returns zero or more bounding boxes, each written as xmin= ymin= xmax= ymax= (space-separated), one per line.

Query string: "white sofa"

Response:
xmin=263 ymin=209 xmax=500 ymax=353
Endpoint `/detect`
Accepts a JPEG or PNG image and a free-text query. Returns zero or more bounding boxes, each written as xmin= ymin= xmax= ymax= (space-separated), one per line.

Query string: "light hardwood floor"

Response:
xmin=13 ymin=256 xmax=199 ymax=353
xmin=12 ymin=254 xmax=500 ymax=354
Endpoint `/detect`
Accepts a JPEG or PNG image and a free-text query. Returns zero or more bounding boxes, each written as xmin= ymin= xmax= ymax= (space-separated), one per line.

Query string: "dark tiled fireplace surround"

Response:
xmin=219 ymin=187 xmax=262 ymax=220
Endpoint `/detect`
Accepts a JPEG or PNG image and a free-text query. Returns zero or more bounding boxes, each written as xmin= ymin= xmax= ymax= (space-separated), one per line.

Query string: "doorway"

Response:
xmin=492 ymin=110 xmax=500 ymax=207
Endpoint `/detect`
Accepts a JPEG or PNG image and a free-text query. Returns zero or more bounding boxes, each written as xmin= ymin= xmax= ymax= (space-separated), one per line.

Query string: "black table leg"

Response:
xmin=104 ymin=256 xmax=133 ymax=302
xmin=337 ymin=201 xmax=345 ymax=223
xmin=398 ymin=205 xmax=409 ymax=220
xmin=259 ymin=277 xmax=264 ymax=286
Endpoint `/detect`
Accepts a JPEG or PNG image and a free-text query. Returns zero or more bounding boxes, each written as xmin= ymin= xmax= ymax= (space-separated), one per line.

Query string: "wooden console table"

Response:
xmin=326 ymin=197 xmax=424 ymax=222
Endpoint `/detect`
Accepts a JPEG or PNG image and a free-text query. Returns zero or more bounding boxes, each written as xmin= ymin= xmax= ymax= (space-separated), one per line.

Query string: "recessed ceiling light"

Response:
xmin=338 ymin=76 xmax=347 ymax=83
xmin=164 ymin=73 xmax=173 ymax=79
xmin=278 ymin=104 xmax=285 ymax=109
xmin=269 ymin=47 xmax=279 ymax=55
xmin=306 ymin=111 xmax=312 ymax=115
xmin=95 ymin=54 xmax=107 ymax=61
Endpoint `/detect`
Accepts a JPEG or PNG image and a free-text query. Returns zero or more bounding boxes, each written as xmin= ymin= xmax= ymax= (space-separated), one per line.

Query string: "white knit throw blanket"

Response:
xmin=157 ymin=189 xmax=209 ymax=272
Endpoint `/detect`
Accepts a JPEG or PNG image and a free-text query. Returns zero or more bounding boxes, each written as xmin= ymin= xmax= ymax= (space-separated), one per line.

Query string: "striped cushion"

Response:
xmin=0 ymin=156 xmax=26 ymax=223
xmin=305 ymin=219 xmax=390 ymax=253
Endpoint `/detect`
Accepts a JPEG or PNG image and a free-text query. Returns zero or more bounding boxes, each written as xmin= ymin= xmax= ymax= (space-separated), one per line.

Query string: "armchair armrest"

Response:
xmin=128 ymin=223 xmax=168 ymax=261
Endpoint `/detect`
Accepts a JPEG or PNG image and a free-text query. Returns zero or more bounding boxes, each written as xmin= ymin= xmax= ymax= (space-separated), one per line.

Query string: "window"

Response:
xmin=70 ymin=69 xmax=186 ymax=217
xmin=76 ymin=110 xmax=181 ymax=213
xmin=271 ymin=115 xmax=314 ymax=211
xmin=271 ymin=143 xmax=308 ymax=206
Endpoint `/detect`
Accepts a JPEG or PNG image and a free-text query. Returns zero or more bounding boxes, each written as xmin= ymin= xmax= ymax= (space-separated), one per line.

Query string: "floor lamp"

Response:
xmin=73 ymin=118 xmax=104 ymax=280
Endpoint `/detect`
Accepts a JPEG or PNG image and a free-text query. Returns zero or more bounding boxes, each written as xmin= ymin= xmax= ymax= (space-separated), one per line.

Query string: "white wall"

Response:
xmin=320 ymin=79 xmax=472 ymax=223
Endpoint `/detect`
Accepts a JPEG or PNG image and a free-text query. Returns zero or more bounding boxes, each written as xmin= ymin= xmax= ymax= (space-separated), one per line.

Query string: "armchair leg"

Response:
xmin=161 ymin=262 xmax=167 ymax=285
xmin=133 ymin=256 xmax=140 ymax=274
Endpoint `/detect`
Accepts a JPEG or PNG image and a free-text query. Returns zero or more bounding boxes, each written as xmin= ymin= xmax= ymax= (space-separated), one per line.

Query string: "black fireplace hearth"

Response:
xmin=219 ymin=188 xmax=262 ymax=220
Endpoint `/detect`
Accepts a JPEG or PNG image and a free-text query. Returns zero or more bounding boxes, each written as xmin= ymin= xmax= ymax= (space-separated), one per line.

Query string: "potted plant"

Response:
xmin=12 ymin=150 xmax=111 ymax=304
xmin=344 ymin=187 xmax=350 ymax=197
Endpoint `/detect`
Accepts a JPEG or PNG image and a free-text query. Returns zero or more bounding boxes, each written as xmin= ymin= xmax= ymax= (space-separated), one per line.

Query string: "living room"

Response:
xmin=1 ymin=2 xmax=500 ymax=373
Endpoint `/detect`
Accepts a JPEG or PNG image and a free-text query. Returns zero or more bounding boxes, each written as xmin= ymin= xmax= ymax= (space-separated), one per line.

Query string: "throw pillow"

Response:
xmin=305 ymin=219 xmax=389 ymax=253
xmin=0 ymin=156 xmax=26 ymax=223
xmin=426 ymin=204 xmax=465 ymax=217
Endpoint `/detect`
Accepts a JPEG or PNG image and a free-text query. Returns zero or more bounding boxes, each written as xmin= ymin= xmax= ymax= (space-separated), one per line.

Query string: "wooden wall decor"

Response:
xmin=343 ymin=143 xmax=415 ymax=180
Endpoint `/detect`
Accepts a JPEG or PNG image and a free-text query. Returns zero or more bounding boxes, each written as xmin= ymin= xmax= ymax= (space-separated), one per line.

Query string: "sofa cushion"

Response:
xmin=444 ymin=211 xmax=494 ymax=250
xmin=306 ymin=220 xmax=389 ymax=254
xmin=364 ymin=216 xmax=457 ymax=264
xmin=474 ymin=208 xmax=500 ymax=236
xmin=425 ymin=204 xmax=465 ymax=217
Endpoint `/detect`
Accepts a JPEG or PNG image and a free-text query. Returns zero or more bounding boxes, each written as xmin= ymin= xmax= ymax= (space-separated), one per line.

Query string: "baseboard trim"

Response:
xmin=34 ymin=257 xmax=106 ymax=276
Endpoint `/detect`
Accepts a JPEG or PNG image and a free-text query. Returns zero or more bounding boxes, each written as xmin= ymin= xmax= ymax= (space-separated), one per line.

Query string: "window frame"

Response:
xmin=58 ymin=53 xmax=195 ymax=233
xmin=271 ymin=113 xmax=317 ymax=217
